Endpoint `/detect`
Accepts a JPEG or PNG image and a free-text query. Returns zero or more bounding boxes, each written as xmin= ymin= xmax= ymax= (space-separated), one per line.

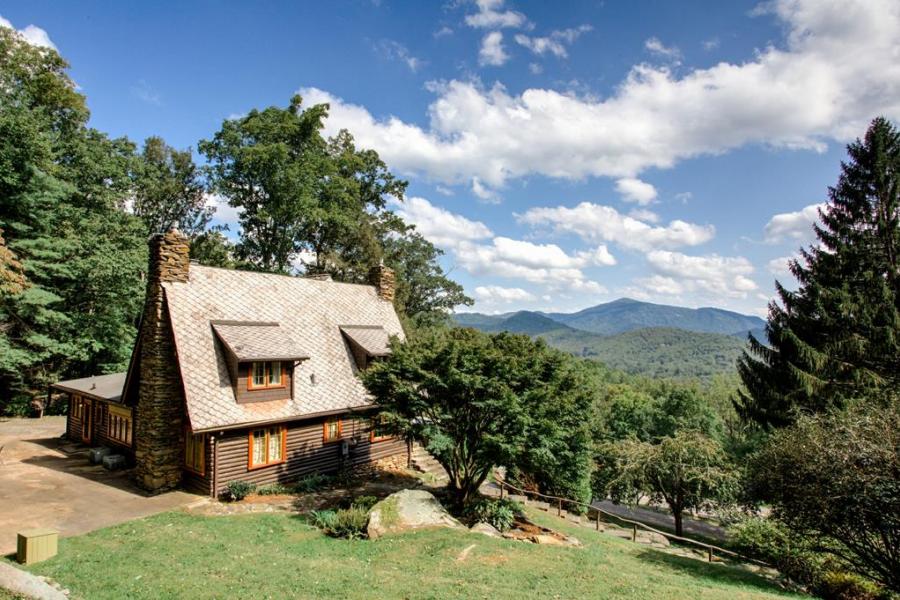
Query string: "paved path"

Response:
xmin=0 ymin=417 xmax=198 ymax=555
xmin=592 ymin=500 xmax=727 ymax=541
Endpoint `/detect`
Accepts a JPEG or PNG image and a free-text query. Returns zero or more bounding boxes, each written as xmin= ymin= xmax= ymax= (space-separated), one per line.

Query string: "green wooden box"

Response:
xmin=17 ymin=528 xmax=58 ymax=565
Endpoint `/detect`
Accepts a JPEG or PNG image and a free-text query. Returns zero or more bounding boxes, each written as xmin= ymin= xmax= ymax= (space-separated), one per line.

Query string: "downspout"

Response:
xmin=210 ymin=434 xmax=218 ymax=499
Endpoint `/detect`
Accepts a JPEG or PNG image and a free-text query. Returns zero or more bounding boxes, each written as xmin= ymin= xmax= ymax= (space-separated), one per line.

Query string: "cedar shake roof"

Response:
xmin=340 ymin=325 xmax=392 ymax=357
xmin=212 ymin=322 xmax=309 ymax=362
xmin=51 ymin=372 xmax=126 ymax=403
xmin=163 ymin=265 xmax=404 ymax=432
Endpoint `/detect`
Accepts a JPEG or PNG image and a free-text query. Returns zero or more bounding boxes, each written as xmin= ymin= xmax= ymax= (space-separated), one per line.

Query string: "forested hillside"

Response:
xmin=454 ymin=307 xmax=751 ymax=378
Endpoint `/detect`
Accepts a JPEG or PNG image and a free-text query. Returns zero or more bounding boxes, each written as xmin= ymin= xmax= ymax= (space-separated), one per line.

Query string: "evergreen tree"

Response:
xmin=737 ymin=117 xmax=900 ymax=427
xmin=0 ymin=27 xmax=146 ymax=413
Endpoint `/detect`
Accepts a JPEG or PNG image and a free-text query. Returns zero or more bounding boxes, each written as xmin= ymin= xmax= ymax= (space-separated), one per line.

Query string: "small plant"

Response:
xmin=311 ymin=507 xmax=369 ymax=539
xmin=465 ymin=498 xmax=520 ymax=532
xmin=351 ymin=495 xmax=379 ymax=511
xmin=256 ymin=483 xmax=289 ymax=496
xmin=223 ymin=480 xmax=256 ymax=502
xmin=291 ymin=473 xmax=334 ymax=493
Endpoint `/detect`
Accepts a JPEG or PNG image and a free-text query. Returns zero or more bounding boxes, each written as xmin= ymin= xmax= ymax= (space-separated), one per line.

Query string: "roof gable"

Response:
xmin=163 ymin=265 xmax=404 ymax=431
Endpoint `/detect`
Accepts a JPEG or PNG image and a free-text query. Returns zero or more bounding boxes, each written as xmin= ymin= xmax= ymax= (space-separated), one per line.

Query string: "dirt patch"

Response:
xmin=502 ymin=515 xmax=580 ymax=546
xmin=456 ymin=543 xmax=477 ymax=562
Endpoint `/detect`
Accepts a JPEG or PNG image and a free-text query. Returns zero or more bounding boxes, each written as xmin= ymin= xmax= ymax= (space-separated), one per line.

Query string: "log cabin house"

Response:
xmin=51 ymin=228 xmax=407 ymax=496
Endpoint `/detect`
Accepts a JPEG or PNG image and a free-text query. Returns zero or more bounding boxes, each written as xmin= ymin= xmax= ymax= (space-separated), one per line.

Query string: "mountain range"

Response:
xmin=453 ymin=298 xmax=766 ymax=379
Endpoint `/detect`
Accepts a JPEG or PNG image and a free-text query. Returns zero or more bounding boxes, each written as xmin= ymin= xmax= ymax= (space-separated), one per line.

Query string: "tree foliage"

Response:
xmin=0 ymin=28 xmax=154 ymax=413
xmin=361 ymin=328 xmax=593 ymax=507
xmin=738 ymin=117 xmax=900 ymax=427
xmin=201 ymin=96 xmax=470 ymax=322
xmin=747 ymin=397 xmax=900 ymax=592
xmin=598 ymin=431 xmax=738 ymax=536
xmin=131 ymin=136 xmax=210 ymax=236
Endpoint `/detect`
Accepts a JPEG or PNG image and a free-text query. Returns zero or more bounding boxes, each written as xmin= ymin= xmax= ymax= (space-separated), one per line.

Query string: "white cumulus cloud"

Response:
xmin=517 ymin=202 xmax=714 ymax=252
xmin=643 ymin=250 xmax=758 ymax=298
xmin=465 ymin=0 xmax=530 ymax=30
xmin=616 ymin=177 xmax=658 ymax=204
xmin=473 ymin=285 xmax=536 ymax=304
xmin=0 ymin=15 xmax=56 ymax=50
xmin=478 ymin=31 xmax=509 ymax=66
xmin=392 ymin=196 xmax=492 ymax=250
xmin=764 ymin=203 xmax=825 ymax=243
xmin=300 ymin=0 xmax=900 ymax=188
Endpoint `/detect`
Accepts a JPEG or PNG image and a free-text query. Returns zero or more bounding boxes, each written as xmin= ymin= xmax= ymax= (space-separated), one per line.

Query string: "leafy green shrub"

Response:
xmin=256 ymin=483 xmax=289 ymax=496
xmin=311 ymin=507 xmax=369 ymax=539
xmin=817 ymin=572 xmax=885 ymax=600
xmin=223 ymin=480 xmax=256 ymax=502
xmin=465 ymin=498 xmax=521 ymax=532
xmin=291 ymin=473 xmax=333 ymax=493
xmin=727 ymin=516 xmax=887 ymax=600
xmin=351 ymin=495 xmax=379 ymax=511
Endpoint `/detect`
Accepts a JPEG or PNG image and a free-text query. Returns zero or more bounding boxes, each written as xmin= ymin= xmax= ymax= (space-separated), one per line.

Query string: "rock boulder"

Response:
xmin=367 ymin=489 xmax=464 ymax=540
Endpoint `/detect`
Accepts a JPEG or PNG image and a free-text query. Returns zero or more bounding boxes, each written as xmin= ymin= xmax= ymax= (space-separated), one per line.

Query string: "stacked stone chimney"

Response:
xmin=132 ymin=227 xmax=190 ymax=493
xmin=368 ymin=262 xmax=396 ymax=302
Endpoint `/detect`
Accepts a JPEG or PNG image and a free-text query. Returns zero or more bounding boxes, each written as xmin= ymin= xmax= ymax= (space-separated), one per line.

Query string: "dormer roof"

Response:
xmin=212 ymin=322 xmax=309 ymax=362
xmin=159 ymin=265 xmax=404 ymax=432
xmin=339 ymin=325 xmax=392 ymax=358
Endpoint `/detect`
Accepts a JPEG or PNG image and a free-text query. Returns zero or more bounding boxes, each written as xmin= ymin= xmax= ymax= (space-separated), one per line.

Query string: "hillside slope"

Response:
xmin=541 ymin=326 xmax=747 ymax=379
xmin=453 ymin=308 xmax=749 ymax=378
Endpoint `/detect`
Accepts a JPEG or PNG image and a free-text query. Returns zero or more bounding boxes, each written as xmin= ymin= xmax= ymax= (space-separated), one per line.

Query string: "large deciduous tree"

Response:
xmin=747 ymin=397 xmax=900 ymax=593
xmin=737 ymin=117 xmax=900 ymax=427
xmin=131 ymin=136 xmax=211 ymax=236
xmin=201 ymin=96 xmax=470 ymax=322
xmin=598 ymin=431 xmax=738 ymax=537
xmin=361 ymin=328 xmax=594 ymax=507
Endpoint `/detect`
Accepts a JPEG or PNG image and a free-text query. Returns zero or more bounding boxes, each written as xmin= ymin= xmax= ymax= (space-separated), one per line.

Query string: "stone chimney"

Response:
xmin=368 ymin=262 xmax=396 ymax=302
xmin=132 ymin=227 xmax=190 ymax=493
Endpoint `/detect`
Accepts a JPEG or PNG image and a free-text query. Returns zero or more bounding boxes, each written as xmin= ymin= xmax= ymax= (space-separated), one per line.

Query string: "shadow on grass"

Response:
xmin=636 ymin=548 xmax=788 ymax=595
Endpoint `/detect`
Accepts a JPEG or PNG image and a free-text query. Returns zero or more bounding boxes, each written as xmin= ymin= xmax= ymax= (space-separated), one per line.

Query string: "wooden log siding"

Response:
xmin=66 ymin=394 xmax=82 ymax=441
xmin=211 ymin=413 xmax=406 ymax=496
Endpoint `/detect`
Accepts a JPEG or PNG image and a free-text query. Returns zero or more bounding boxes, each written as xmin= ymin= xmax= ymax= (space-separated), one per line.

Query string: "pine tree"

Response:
xmin=737 ymin=117 xmax=900 ymax=427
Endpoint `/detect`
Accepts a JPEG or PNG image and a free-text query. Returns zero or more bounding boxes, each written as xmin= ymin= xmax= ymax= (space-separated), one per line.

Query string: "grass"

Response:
xmin=10 ymin=508 xmax=805 ymax=600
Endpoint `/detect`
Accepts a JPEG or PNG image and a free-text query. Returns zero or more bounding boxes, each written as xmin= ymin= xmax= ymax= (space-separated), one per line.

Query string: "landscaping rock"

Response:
xmin=532 ymin=534 xmax=566 ymax=546
xmin=636 ymin=531 xmax=670 ymax=547
xmin=470 ymin=522 xmax=501 ymax=538
xmin=367 ymin=489 xmax=463 ymax=540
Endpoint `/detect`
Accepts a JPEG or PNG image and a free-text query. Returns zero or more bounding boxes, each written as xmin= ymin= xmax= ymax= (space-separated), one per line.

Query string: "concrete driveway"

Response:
xmin=0 ymin=417 xmax=199 ymax=555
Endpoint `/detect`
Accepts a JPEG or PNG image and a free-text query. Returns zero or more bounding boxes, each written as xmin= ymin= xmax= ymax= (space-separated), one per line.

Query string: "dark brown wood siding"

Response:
xmin=211 ymin=412 xmax=406 ymax=496
xmin=235 ymin=362 xmax=293 ymax=404
xmin=66 ymin=394 xmax=81 ymax=441
xmin=92 ymin=401 xmax=135 ymax=458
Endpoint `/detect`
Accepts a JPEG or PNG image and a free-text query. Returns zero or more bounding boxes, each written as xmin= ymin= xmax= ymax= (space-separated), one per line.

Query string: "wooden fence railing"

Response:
xmin=492 ymin=473 xmax=767 ymax=566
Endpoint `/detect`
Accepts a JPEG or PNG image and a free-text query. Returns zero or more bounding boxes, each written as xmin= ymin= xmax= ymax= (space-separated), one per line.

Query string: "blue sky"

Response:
xmin=3 ymin=0 xmax=898 ymax=317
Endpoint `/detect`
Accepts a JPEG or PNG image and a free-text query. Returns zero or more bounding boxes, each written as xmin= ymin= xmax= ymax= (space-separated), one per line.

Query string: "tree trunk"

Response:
xmin=673 ymin=510 xmax=683 ymax=537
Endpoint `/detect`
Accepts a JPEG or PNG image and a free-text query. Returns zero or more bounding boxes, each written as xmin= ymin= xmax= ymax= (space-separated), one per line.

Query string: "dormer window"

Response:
xmin=340 ymin=326 xmax=392 ymax=370
xmin=249 ymin=361 xmax=283 ymax=390
xmin=211 ymin=322 xmax=308 ymax=403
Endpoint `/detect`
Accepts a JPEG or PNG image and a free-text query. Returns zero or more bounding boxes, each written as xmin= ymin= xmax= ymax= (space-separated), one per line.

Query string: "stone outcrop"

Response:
xmin=367 ymin=489 xmax=463 ymax=539
xmin=132 ymin=228 xmax=190 ymax=493
xmin=368 ymin=263 xmax=396 ymax=302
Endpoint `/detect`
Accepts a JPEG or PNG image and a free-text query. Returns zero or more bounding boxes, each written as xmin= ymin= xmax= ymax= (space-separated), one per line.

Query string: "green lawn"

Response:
xmin=14 ymin=508 xmax=804 ymax=600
